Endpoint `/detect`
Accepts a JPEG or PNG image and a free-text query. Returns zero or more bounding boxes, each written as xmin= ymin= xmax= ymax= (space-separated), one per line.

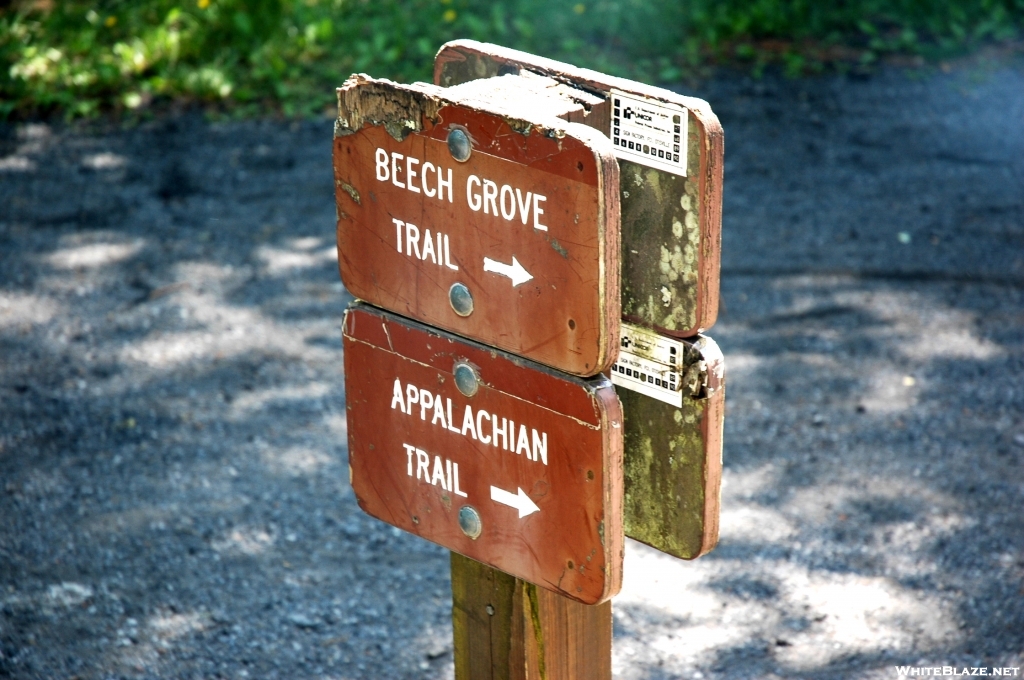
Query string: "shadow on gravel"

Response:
xmin=0 ymin=115 xmax=454 ymax=678
xmin=2 ymin=61 xmax=1024 ymax=679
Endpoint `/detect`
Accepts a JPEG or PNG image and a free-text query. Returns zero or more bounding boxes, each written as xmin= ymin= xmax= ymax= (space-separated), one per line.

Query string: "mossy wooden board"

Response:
xmin=435 ymin=39 xmax=723 ymax=338
xmin=611 ymin=327 xmax=724 ymax=559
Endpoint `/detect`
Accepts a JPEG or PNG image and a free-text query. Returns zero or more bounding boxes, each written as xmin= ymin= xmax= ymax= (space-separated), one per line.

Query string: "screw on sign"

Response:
xmin=435 ymin=41 xmax=726 ymax=561
xmin=332 ymin=74 xmax=621 ymax=377
xmin=342 ymin=303 xmax=624 ymax=606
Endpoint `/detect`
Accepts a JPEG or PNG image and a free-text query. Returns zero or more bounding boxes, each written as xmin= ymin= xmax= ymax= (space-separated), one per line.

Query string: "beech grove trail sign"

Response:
xmin=333 ymin=74 xmax=621 ymax=377
xmin=435 ymin=41 xmax=726 ymax=559
xmin=343 ymin=303 xmax=624 ymax=605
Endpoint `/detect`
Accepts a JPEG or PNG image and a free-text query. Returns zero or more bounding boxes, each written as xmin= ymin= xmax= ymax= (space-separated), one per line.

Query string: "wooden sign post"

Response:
xmin=334 ymin=42 xmax=726 ymax=680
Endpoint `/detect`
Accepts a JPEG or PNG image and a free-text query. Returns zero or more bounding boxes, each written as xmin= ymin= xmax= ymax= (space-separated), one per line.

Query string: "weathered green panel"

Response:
xmin=620 ymin=388 xmax=708 ymax=558
xmin=435 ymin=40 xmax=723 ymax=338
xmin=615 ymin=331 xmax=723 ymax=559
xmin=619 ymin=147 xmax=702 ymax=333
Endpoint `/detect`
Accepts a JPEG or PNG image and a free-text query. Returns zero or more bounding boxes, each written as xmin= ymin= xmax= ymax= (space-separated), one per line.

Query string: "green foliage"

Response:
xmin=1 ymin=0 xmax=1022 ymax=119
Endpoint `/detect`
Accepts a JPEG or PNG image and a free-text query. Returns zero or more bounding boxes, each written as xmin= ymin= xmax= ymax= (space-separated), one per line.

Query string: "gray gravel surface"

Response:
xmin=1 ymin=58 xmax=1022 ymax=679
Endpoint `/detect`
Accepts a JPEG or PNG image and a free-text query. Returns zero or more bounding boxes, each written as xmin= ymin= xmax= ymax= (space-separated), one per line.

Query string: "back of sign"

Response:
xmin=435 ymin=40 xmax=723 ymax=338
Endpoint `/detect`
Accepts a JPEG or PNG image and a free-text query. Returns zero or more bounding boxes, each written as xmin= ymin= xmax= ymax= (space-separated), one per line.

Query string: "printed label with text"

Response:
xmin=609 ymin=89 xmax=687 ymax=176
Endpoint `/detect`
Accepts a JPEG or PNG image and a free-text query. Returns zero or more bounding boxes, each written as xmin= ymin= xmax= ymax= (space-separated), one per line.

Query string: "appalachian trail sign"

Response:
xmin=343 ymin=303 xmax=624 ymax=606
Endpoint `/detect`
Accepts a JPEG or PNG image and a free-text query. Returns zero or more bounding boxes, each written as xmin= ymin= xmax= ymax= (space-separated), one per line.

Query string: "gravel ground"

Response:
xmin=1 ymin=56 xmax=1022 ymax=679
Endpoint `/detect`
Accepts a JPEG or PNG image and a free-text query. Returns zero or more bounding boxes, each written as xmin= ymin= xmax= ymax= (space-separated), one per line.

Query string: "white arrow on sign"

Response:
xmin=490 ymin=485 xmax=540 ymax=519
xmin=483 ymin=256 xmax=533 ymax=287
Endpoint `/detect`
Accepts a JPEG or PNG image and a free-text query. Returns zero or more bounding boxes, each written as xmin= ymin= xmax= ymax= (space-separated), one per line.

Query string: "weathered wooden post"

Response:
xmin=333 ymin=41 xmax=724 ymax=678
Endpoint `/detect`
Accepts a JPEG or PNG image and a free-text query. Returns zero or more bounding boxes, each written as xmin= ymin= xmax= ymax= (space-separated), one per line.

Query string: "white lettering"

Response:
xmin=461 ymin=405 xmax=477 ymax=440
xmin=393 ymin=218 xmax=404 ymax=254
xmin=453 ymin=462 xmax=468 ymax=497
xmin=444 ymin=234 xmax=459 ymax=270
xmin=406 ymin=156 xmax=420 ymax=193
xmin=466 ymin=175 xmax=481 ymax=211
xmin=391 ymin=378 xmax=407 ymax=413
xmin=446 ymin=399 xmax=460 ymax=433
xmin=431 ymin=456 xmax=448 ymax=491
xmin=431 ymin=397 xmax=447 ymax=428
xmin=375 ymin=151 xmax=454 ymax=202
xmin=516 ymin=424 xmax=531 ymax=458
xmin=499 ymin=184 xmax=516 ymax=221
xmin=421 ymin=161 xmax=435 ymax=196
xmin=476 ymin=409 xmax=491 ymax=445
xmin=416 ymin=448 xmax=429 ymax=480
xmin=482 ymin=179 xmax=498 ymax=215
xmin=532 ymin=429 xmax=548 ymax=465
xmin=404 ymin=442 xmax=415 ymax=476
xmin=394 ymin=219 xmax=457 ymax=269
xmin=390 ymin=152 xmax=404 ymax=188
xmin=438 ymin=167 xmax=453 ymax=202
xmin=405 ymin=222 xmax=421 ymax=260
xmin=418 ymin=388 xmax=434 ymax=420
xmin=515 ymin=188 xmax=532 ymax=225
xmin=421 ymin=228 xmax=436 ymax=264
xmin=533 ymin=194 xmax=548 ymax=231
xmin=390 ymin=379 xmax=549 ymax=467
xmin=405 ymin=383 xmax=419 ymax=412
xmin=492 ymin=415 xmax=507 ymax=450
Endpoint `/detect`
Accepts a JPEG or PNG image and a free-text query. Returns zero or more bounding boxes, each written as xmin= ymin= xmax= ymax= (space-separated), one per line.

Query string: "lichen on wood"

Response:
xmin=620 ymin=388 xmax=709 ymax=558
xmin=619 ymin=113 xmax=704 ymax=333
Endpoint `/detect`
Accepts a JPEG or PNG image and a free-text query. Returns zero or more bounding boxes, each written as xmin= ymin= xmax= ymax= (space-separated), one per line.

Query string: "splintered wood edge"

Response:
xmin=694 ymin=333 xmax=725 ymax=557
xmin=434 ymin=39 xmax=724 ymax=334
xmin=334 ymin=73 xmax=621 ymax=375
xmin=596 ymin=383 xmax=625 ymax=601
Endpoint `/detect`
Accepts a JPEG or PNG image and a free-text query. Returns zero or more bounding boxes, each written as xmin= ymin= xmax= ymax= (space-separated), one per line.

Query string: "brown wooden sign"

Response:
xmin=435 ymin=40 xmax=724 ymax=338
xmin=343 ymin=303 xmax=624 ymax=604
xmin=333 ymin=75 xmax=620 ymax=377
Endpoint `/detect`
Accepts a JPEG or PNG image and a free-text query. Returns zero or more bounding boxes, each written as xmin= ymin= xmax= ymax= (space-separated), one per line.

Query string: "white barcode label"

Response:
xmin=610 ymin=323 xmax=686 ymax=407
xmin=608 ymin=89 xmax=687 ymax=177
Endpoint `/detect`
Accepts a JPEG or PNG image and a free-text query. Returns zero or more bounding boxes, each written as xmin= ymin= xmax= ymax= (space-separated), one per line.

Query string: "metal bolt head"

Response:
xmin=447 ymin=128 xmax=471 ymax=162
xmin=449 ymin=282 xmax=473 ymax=317
xmin=453 ymin=361 xmax=479 ymax=398
xmin=458 ymin=506 xmax=482 ymax=540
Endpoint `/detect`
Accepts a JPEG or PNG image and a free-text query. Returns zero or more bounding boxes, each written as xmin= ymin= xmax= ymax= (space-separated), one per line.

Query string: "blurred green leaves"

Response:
xmin=1 ymin=0 xmax=1022 ymax=120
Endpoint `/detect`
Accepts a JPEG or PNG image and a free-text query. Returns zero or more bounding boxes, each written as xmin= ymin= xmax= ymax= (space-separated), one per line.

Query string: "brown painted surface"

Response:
xmin=616 ymin=334 xmax=724 ymax=559
xmin=343 ymin=303 xmax=624 ymax=604
xmin=435 ymin=40 xmax=724 ymax=337
xmin=451 ymin=552 xmax=612 ymax=680
xmin=334 ymin=75 xmax=620 ymax=377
